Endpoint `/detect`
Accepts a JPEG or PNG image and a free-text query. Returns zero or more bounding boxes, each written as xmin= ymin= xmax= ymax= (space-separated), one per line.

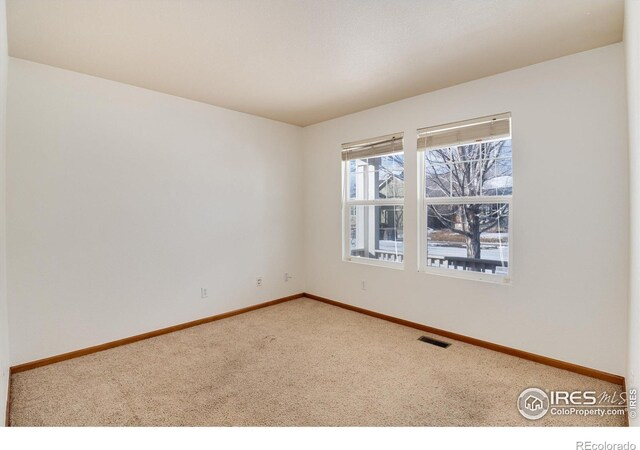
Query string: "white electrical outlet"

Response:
xmin=284 ymin=272 xmax=292 ymax=282
xmin=256 ymin=277 xmax=263 ymax=287
xmin=361 ymin=280 xmax=366 ymax=290
xmin=201 ymin=288 xmax=208 ymax=299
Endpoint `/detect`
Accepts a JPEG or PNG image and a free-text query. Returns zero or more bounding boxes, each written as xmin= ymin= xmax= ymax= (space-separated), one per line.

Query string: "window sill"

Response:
xmin=420 ymin=266 xmax=511 ymax=285
xmin=344 ymin=257 xmax=404 ymax=270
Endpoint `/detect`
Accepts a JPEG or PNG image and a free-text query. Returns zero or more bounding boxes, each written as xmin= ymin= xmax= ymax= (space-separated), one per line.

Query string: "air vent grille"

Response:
xmin=418 ymin=336 xmax=451 ymax=348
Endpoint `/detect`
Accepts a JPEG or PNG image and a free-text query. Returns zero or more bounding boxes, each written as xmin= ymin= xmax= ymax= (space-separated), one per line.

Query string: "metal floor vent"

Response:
xmin=418 ymin=336 xmax=451 ymax=348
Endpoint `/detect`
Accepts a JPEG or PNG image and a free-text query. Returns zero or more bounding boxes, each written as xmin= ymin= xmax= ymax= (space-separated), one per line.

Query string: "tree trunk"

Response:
xmin=465 ymin=206 xmax=481 ymax=259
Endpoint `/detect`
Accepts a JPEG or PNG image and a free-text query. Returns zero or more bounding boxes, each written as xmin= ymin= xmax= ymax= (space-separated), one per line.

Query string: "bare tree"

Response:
xmin=426 ymin=141 xmax=511 ymax=259
xmin=375 ymin=155 xmax=404 ymax=240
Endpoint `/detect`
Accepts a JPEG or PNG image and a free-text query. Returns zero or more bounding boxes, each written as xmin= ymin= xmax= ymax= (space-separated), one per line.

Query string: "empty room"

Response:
xmin=0 ymin=0 xmax=639 ymax=446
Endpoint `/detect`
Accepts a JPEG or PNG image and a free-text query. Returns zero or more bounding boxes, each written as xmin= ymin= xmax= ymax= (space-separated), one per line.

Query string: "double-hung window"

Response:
xmin=342 ymin=133 xmax=404 ymax=267
xmin=417 ymin=114 xmax=512 ymax=282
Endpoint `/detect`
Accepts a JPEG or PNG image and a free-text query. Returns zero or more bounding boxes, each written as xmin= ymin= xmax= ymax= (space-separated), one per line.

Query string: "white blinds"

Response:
xmin=341 ymin=133 xmax=404 ymax=161
xmin=417 ymin=113 xmax=511 ymax=151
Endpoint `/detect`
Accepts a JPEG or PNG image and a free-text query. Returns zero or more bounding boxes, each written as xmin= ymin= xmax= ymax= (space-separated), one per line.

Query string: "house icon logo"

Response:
xmin=525 ymin=395 xmax=543 ymax=411
xmin=517 ymin=387 xmax=550 ymax=420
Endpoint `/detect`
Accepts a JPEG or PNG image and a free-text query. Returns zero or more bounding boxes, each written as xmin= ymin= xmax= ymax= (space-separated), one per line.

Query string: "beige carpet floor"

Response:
xmin=9 ymin=298 xmax=625 ymax=426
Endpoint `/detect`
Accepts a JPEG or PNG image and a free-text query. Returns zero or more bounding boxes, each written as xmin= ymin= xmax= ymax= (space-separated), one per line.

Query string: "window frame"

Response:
xmin=417 ymin=122 xmax=513 ymax=284
xmin=342 ymin=148 xmax=405 ymax=269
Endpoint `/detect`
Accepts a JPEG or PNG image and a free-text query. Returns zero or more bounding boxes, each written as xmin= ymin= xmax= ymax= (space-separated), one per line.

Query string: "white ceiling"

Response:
xmin=6 ymin=0 xmax=624 ymax=126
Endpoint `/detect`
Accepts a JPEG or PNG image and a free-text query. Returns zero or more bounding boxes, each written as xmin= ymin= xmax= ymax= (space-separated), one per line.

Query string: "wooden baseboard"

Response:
xmin=303 ymin=292 xmax=625 ymax=386
xmin=10 ymin=293 xmax=305 ymax=374
xmin=8 ymin=291 xmax=626 ymax=409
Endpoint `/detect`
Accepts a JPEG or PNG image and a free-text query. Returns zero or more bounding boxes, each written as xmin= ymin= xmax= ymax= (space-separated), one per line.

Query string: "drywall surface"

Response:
xmin=0 ymin=0 xmax=10 ymax=427
xmin=6 ymin=58 xmax=305 ymax=364
xmin=4 ymin=40 xmax=631 ymax=384
xmin=625 ymin=0 xmax=640 ymax=427
xmin=303 ymin=44 xmax=629 ymax=376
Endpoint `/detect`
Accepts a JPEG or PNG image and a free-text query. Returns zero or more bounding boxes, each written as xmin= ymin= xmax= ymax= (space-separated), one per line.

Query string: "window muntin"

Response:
xmin=418 ymin=114 xmax=512 ymax=282
xmin=342 ymin=134 xmax=404 ymax=266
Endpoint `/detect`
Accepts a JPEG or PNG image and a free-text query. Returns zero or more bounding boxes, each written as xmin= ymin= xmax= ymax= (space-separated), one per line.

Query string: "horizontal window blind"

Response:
xmin=417 ymin=113 xmax=511 ymax=151
xmin=341 ymin=133 xmax=404 ymax=161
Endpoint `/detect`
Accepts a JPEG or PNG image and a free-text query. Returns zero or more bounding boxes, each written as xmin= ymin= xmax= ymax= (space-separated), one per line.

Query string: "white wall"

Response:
xmin=303 ymin=44 xmax=629 ymax=376
xmin=626 ymin=0 xmax=640 ymax=427
xmin=0 ymin=0 xmax=10 ymax=427
xmin=3 ymin=33 xmax=631 ymax=384
xmin=6 ymin=58 xmax=305 ymax=365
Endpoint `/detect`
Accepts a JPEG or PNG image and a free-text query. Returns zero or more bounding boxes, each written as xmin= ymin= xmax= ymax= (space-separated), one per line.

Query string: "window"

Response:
xmin=342 ymin=133 xmax=404 ymax=267
xmin=418 ymin=113 xmax=512 ymax=282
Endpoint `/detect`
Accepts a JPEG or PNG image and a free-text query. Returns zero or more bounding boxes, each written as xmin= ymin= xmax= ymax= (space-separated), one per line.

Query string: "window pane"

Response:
xmin=348 ymin=153 xmax=404 ymax=200
xmin=349 ymin=163 xmax=365 ymax=199
xmin=425 ymin=163 xmax=451 ymax=197
xmin=425 ymin=148 xmax=450 ymax=164
xmin=426 ymin=203 xmax=509 ymax=275
xmin=425 ymin=139 xmax=511 ymax=198
xmin=349 ymin=205 xmax=404 ymax=263
xmin=482 ymin=156 xmax=512 ymax=196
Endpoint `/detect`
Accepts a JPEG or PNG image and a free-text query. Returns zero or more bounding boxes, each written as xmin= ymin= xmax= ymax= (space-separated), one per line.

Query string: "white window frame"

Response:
xmin=342 ymin=134 xmax=405 ymax=269
xmin=417 ymin=115 xmax=513 ymax=284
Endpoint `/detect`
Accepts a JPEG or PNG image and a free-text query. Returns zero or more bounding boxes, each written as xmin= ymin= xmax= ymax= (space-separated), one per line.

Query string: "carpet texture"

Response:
xmin=9 ymin=298 xmax=625 ymax=426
